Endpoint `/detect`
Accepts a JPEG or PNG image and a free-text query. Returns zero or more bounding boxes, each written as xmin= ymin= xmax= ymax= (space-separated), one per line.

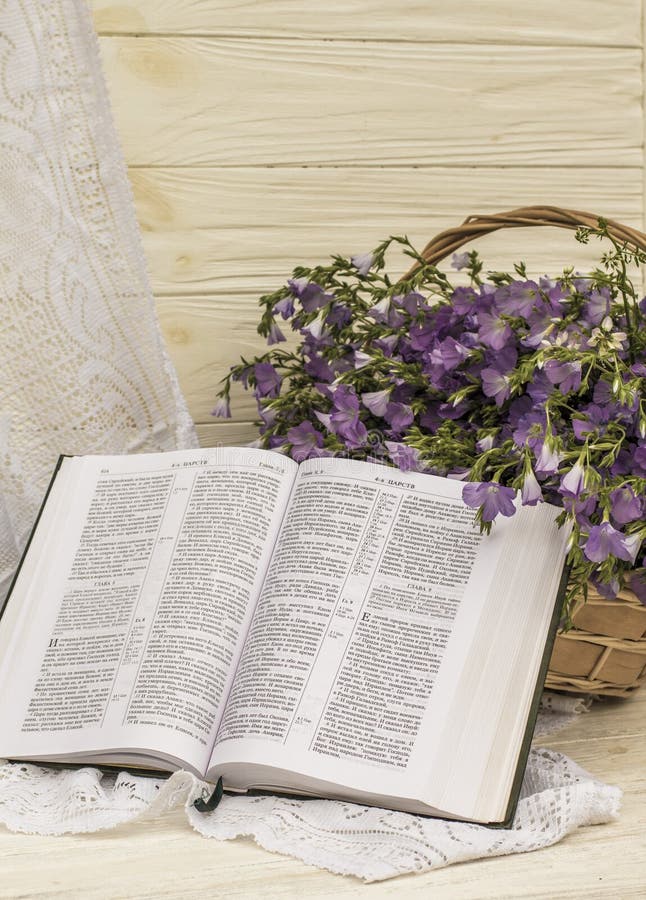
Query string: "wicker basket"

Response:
xmin=546 ymin=588 xmax=646 ymax=696
xmin=412 ymin=205 xmax=646 ymax=697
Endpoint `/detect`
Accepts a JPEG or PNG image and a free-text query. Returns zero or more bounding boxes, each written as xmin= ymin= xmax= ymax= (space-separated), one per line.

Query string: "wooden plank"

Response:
xmin=196 ymin=421 xmax=259 ymax=447
xmin=133 ymin=166 xmax=643 ymax=294
xmin=90 ymin=0 xmax=641 ymax=46
xmin=155 ymin=293 xmax=268 ymax=423
xmin=97 ymin=38 xmax=642 ymax=167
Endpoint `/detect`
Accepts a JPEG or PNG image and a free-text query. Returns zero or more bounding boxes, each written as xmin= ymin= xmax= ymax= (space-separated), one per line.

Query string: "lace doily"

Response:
xmin=0 ymin=696 xmax=621 ymax=882
xmin=0 ymin=0 xmax=197 ymax=603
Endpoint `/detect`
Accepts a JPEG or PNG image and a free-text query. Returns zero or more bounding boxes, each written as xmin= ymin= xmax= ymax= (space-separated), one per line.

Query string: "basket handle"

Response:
xmin=407 ymin=205 xmax=646 ymax=272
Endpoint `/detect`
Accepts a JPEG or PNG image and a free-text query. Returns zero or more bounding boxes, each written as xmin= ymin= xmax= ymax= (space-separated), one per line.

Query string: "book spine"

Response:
xmin=0 ymin=454 xmax=70 ymax=620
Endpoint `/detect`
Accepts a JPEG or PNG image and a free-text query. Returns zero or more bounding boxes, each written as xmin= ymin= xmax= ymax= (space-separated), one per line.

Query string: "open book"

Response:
xmin=0 ymin=448 xmax=570 ymax=825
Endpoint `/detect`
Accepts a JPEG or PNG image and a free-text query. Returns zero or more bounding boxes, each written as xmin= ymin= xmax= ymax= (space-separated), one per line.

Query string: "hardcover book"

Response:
xmin=0 ymin=448 xmax=569 ymax=825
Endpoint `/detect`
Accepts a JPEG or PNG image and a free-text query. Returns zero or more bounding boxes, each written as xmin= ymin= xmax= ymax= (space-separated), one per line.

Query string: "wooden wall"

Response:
xmin=90 ymin=1 xmax=645 ymax=447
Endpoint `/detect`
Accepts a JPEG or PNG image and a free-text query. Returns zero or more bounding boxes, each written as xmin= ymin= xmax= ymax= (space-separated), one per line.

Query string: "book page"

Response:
xmin=0 ymin=447 xmax=297 ymax=774
xmin=209 ymin=457 xmax=505 ymax=801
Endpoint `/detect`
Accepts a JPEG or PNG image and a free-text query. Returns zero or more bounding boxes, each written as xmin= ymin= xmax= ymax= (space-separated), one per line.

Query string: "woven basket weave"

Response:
xmin=413 ymin=205 xmax=646 ymax=697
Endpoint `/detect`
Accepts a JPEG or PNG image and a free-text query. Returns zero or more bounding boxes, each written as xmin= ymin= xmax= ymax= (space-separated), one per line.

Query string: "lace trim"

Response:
xmin=0 ymin=701 xmax=621 ymax=882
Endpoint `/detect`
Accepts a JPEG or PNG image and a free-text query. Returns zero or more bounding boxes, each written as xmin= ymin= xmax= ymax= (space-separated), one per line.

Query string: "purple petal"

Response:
xmin=354 ymin=350 xmax=373 ymax=369
xmin=287 ymin=421 xmax=324 ymax=462
xmin=331 ymin=384 xmax=360 ymax=413
xmin=589 ymin=574 xmax=621 ymax=600
xmin=609 ymin=486 xmax=643 ymax=525
xmin=477 ymin=312 xmax=513 ymax=350
xmin=527 ymin=370 xmax=556 ymax=403
xmin=267 ymin=319 xmax=286 ymax=345
xmin=384 ymin=441 xmax=423 ymax=472
xmin=462 ymin=481 xmax=517 ymax=521
xmin=384 ymin=402 xmax=414 ymax=433
xmin=583 ymin=290 xmax=610 ymax=325
xmin=211 ymin=396 xmax=231 ymax=419
xmin=535 ymin=443 xmax=562 ymax=474
xmin=451 ymin=251 xmax=470 ymax=270
xmin=362 ymin=389 xmax=391 ymax=417
xmin=274 ymin=296 xmax=295 ymax=319
xmin=584 ymin=523 xmax=642 ymax=564
xmin=326 ymin=303 xmax=352 ymax=328
xmin=544 ymin=359 xmax=581 ymax=393
xmin=450 ymin=286 xmax=478 ymax=314
xmin=521 ymin=468 xmax=543 ymax=506
xmin=494 ymin=281 xmax=540 ymax=318
xmin=254 ymin=363 xmax=282 ymax=398
xmin=304 ymin=353 xmax=335 ymax=382
xmin=396 ymin=291 xmax=426 ymax=315
xmin=481 ymin=367 xmax=510 ymax=406
xmin=351 ymin=251 xmax=374 ymax=275
xmin=315 ymin=410 xmax=333 ymax=431
xmin=331 ymin=414 xmax=368 ymax=448
xmin=288 ymin=279 xmax=334 ymax=312
xmin=438 ymin=336 xmax=471 ymax=370
xmin=367 ymin=297 xmax=391 ymax=322
xmin=559 ymin=461 xmax=585 ymax=498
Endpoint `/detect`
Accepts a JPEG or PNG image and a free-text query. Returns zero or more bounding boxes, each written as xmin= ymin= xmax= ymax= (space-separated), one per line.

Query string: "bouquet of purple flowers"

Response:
xmin=213 ymin=217 xmax=646 ymax=616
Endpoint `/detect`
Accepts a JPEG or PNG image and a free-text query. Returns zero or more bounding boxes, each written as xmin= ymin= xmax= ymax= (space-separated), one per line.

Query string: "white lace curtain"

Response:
xmin=0 ymin=0 xmax=197 ymax=604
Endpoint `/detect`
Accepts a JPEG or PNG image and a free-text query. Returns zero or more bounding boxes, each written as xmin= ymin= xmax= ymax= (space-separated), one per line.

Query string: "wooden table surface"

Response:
xmin=1 ymin=688 xmax=644 ymax=899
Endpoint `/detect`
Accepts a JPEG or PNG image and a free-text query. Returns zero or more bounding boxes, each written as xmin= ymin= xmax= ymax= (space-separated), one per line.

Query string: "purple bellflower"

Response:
xmin=544 ymin=359 xmax=582 ymax=394
xmin=559 ymin=460 xmax=586 ymax=498
xmin=534 ymin=442 xmax=562 ymax=475
xmin=451 ymin=251 xmax=470 ymax=270
xmin=267 ymin=319 xmax=286 ymax=345
xmin=288 ymin=278 xmax=334 ymax=312
xmin=362 ymin=389 xmax=391 ymax=417
xmin=211 ymin=396 xmax=231 ymax=419
xmin=384 ymin=402 xmax=414 ymax=433
xmin=477 ymin=312 xmax=513 ymax=350
xmin=351 ymin=251 xmax=374 ymax=275
xmin=287 ymin=422 xmax=325 ymax=462
xmin=481 ymin=367 xmax=511 ymax=406
xmin=254 ymin=362 xmax=282 ymax=398
xmin=384 ymin=442 xmax=423 ymax=472
xmin=329 ymin=385 xmax=368 ymax=448
xmin=274 ymin=296 xmax=295 ymax=319
xmin=584 ymin=523 xmax=642 ymax=564
xmin=609 ymin=486 xmax=643 ymax=525
xmin=462 ymin=481 xmax=517 ymax=521
xmin=520 ymin=467 xmax=543 ymax=506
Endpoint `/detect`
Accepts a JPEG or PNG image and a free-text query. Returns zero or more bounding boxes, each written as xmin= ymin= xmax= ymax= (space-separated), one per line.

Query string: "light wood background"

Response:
xmin=89 ymin=0 xmax=645 ymax=451
xmin=6 ymin=3 xmax=643 ymax=896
